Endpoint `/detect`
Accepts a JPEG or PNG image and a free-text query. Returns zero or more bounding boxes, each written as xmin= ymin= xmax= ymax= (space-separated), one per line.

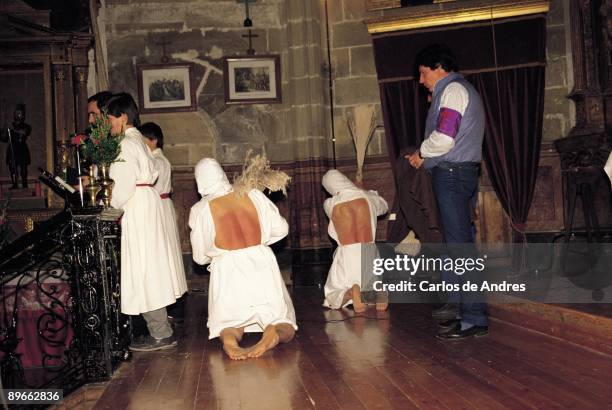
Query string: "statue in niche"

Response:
xmin=1 ymin=103 xmax=31 ymax=189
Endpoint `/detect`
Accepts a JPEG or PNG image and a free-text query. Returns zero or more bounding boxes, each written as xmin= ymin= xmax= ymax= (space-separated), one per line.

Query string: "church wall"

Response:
xmin=102 ymin=0 xmax=331 ymax=167
xmin=101 ymin=0 xmax=575 ymax=162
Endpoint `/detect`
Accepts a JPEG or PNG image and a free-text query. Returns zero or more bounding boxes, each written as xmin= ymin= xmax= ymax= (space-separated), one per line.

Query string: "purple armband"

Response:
xmin=436 ymin=107 xmax=462 ymax=138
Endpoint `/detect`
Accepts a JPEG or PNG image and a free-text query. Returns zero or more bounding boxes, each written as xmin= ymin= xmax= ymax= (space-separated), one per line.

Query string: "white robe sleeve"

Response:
xmin=365 ymin=190 xmax=389 ymax=216
xmin=189 ymin=200 xmax=213 ymax=265
xmin=109 ymin=140 xmax=138 ymax=209
xmin=323 ymin=197 xmax=334 ymax=219
xmin=604 ymin=151 xmax=612 ymax=186
xmin=252 ymin=190 xmax=288 ymax=246
xmin=420 ymin=82 xmax=468 ymax=158
xmin=152 ymin=156 xmax=167 ymax=195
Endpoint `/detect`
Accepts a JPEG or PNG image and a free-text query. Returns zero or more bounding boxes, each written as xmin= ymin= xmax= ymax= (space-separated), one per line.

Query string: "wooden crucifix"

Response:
xmin=236 ymin=0 xmax=256 ymax=27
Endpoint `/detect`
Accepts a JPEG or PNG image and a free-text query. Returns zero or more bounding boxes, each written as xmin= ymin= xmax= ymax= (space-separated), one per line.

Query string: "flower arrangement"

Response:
xmin=72 ymin=112 xmax=123 ymax=166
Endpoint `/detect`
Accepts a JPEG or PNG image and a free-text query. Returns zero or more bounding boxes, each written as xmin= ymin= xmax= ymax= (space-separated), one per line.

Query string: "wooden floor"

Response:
xmin=91 ymin=287 xmax=612 ymax=410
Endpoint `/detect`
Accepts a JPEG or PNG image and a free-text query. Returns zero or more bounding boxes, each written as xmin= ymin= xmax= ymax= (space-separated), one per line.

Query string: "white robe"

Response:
xmin=189 ymin=188 xmax=297 ymax=339
xmin=323 ymin=187 xmax=388 ymax=309
xmin=109 ymin=127 xmax=183 ymax=314
xmin=605 ymin=150 xmax=612 ymax=187
xmin=150 ymin=148 xmax=188 ymax=299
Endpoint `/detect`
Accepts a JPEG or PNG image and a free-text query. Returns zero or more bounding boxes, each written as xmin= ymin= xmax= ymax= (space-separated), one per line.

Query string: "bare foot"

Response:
xmin=352 ymin=284 xmax=366 ymax=313
xmin=247 ymin=325 xmax=280 ymax=358
xmin=341 ymin=289 xmax=352 ymax=307
xmin=376 ymin=302 xmax=388 ymax=311
xmin=223 ymin=343 xmax=249 ymax=360
xmin=376 ymin=291 xmax=388 ymax=311
xmin=220 ymin=327 xmax=248 ymax=360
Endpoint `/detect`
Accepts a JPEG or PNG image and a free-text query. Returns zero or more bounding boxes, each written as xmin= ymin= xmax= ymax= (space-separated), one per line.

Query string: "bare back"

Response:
xmin=209 ymin=193 xmax=261 ymax=250
xmin=331 ymin=198 xmax=373 ymax=245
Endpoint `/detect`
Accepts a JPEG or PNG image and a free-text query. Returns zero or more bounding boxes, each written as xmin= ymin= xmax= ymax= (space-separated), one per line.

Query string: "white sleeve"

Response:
xmin=109 ymin=141 xmax=137 ymax=209
xmin=367 ymin=191 xmax=389 ymax=217
xmin=188 ymin=201 xmax=213 ymax=265
xmin=152 ymin=157 xmax=166 ymax=195
xmin=420 ymin=82 xmax=468 ymax=158
xmin=323 ymin=197 xmax=334 ymax=219
xmin=604 ymin=151 xmax=612 ymax=186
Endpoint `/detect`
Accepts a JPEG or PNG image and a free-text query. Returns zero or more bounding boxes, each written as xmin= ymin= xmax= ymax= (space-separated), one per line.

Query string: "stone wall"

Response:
xmin=101 ymin=0 xmax=330 ymax=166
xmin=326 ymin=0 xmax=386 ymax=160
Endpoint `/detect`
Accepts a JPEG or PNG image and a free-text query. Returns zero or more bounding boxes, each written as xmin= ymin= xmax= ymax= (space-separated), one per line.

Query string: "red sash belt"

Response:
xmin=136 ymin=183 xmax=154 ymax=187
xmin=160 ymin=193 xmax=171 ymax=199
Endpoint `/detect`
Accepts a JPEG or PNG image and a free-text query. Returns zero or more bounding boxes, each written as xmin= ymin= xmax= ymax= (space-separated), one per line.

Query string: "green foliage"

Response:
xmin=75 ymin=112 xmax=123 ymax=166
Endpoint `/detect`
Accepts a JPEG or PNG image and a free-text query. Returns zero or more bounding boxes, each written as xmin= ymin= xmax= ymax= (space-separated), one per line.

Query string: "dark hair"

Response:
xmin=139 ymin=122 xmax=164 ymax=149
xmin=106 ymin=93 xmax=140 ymax=127
xmin=15 ymin=103 xmax=25 ymax=113
xmin=414 ymin=44 xmax=458 ymax=74
xmin=87 ymin=91 xmax=113 ymax=110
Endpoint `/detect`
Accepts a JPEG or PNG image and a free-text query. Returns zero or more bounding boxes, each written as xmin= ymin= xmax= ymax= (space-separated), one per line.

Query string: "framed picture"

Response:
xmin=223 ymin=55 xmax=282 ymax=104
xmin=136 ymin=63 xmax=197 ymax=114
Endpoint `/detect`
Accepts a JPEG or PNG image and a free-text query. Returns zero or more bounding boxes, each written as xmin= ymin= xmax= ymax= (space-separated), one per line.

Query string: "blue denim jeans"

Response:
xmin=431 ymin=162 xmax=488 ymax=326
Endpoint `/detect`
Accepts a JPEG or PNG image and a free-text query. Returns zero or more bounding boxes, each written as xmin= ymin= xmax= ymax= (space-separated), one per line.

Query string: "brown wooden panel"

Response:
xmin=526 ymin=144 xmax=564 ymax=232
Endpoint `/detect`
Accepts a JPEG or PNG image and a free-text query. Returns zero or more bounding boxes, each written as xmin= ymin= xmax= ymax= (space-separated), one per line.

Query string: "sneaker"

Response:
xmin=129 ymin=334 xmax=177 ymax=352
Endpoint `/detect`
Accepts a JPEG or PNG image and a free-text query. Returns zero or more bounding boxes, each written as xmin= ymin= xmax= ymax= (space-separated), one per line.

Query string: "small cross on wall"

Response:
xmin=155 ymin=36 xmax=172 ymax=63
xmin=242 ymin=30 xmax=259 ymax=56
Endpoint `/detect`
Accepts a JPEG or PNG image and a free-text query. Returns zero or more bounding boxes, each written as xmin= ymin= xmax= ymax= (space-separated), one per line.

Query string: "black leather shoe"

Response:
xmin=437 ymin=319 xmax=460 ymax=334
xmin=436 ymin=325 xmax=488 ymax=340
xmin=432 ymin=303 xmax=458 ymax=321
xmin=129 ymin=334 xmax=177 ymax=351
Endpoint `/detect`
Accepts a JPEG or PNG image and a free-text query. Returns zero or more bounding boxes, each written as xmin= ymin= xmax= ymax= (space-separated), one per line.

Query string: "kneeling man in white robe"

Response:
xmin=189 ymin=158 xmax=297 ymax=360
xmin=322 ymin=170 xmax=388 ymax=312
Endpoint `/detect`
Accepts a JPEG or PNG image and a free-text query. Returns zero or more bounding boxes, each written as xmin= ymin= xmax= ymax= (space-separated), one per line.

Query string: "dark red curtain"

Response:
xmin=379 ymin=80 xmax=429 ymax=168
xmin=469 ymin=67 xmax=545 ymax=240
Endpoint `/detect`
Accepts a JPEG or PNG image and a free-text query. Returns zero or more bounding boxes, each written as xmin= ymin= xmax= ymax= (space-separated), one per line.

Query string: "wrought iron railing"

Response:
xmin=0 ymin=208 xmax=130 ymax=395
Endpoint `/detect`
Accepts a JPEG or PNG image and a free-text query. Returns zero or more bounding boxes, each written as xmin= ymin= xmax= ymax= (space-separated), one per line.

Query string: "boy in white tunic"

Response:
xmin=322 ymin=170 xmax=388 ymax=312
xmin=189 ymin=158 xmax=297 ymax=360
xmin=139 ymin=122 xmax=188 ymax=319
xmin=106 ymin=93 xmax=184 ymax=351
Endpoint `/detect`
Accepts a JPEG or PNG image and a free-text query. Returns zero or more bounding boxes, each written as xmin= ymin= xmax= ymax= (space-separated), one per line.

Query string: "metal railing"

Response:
xmin=0 ymin=208 xmax=129 ymax=395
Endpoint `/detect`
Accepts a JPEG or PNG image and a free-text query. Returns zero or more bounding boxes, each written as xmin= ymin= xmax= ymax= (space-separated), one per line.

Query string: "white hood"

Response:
xmin=322 ymin=169 xmax=358 ymax=196
xmin=194 ymin=158 xmax=232 ymax=200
